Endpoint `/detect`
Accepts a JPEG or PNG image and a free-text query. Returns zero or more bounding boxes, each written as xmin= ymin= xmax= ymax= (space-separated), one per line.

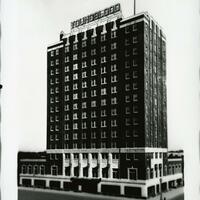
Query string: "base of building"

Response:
xmin=19 ymin=173 xmax=183 ymax=198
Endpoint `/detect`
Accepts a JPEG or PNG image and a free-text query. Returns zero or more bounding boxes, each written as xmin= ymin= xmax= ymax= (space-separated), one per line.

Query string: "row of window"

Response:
xmin=49 ymin=141 xmax=119 ymax=149
xmin=49 ymin=116 xmax=139 ymax=131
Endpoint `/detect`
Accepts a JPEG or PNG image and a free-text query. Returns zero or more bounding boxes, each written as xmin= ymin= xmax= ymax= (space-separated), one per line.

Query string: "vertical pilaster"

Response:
xmin=108 ymin=153 xmax=113 ymax=179
xmin=88 ymin=153 xmax=92 ymax=178
xmin=70 ymin=153 xmax=74 ymax=177
xmin=79 ymin=153 xmax=83 ymax=177
xmin=98 ymin=153 xmax=102 ymax=178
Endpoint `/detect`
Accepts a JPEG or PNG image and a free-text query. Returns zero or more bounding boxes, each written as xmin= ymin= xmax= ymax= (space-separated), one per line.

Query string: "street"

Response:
xmin=18 ymin=187 xmax=184 ymax=200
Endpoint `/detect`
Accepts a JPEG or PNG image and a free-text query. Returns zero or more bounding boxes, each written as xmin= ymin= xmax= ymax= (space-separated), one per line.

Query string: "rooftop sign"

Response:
xmin=71 ymin=3 xmax=121 ymax=30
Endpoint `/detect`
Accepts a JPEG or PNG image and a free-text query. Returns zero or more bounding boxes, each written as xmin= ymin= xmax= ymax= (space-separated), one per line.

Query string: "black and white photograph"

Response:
xmin=1 ymin=0 xmax=200 ymax=200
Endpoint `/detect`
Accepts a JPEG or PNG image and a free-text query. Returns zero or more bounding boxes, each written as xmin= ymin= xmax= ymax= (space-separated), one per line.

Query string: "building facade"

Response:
xmin=18 ymin=4 xmax=183 ymax=198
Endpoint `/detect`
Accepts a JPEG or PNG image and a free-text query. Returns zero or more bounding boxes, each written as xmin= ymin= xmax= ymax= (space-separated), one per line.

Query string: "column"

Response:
xmin=70 ymin=153 xmax=74 ymax=177
xmin=97 ymin=183 xmax=101 ymax=193
xmin=60 ymin=181 xmax=64 ymax=189
xmin=108 ymin=153 xmax=113 ymax=179
xmin=141 ymin=186 xmax=148 ymax=198
xmin=46 ymin=179 xmax=50 ymax=188
xmin=79 ymin=153 xmax=83 ymax=177
xmin=120 ymin=185 xmax=125 ymax=195
xmin=166 ymin=182 xmax=169 ymax=191
xmin=88 ymin=153 xmax=92 ymax=178
xmin=98 ymin=153 xmax=102 ymax=178
xmin=31 ymin=178 xmax=34 ymax=187
xmin=62 ymin=153 xmax=65 ymax=176
xmin=102 ymin=24 xmax=107 ymax=34
xmin=19 ymin=177 xmax=22 ymax=185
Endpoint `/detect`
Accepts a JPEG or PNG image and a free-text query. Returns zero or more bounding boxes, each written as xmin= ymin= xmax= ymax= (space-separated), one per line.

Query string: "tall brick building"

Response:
xmin=18 ymin=4 xmax=183 ymax=198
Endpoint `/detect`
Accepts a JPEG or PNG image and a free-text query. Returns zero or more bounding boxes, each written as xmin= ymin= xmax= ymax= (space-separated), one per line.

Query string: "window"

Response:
xmin=111 ymin=120 xmax=117 ymax=127
xmin=111 ymin=64 xmax=117 ymax=72
xmin=133 ymin=36 xmax=137 ymax=43
xmin=113 ymin=153 xmax=119 ymax=160
xmin=133 ymin=94 xmax=138 ymax=101
xmin=126 ymin=118 xmax=131 ymax=126
xmin=111 ymin=86 xmax=117 ymax=94
xmin=73 ymin=143 xmax=78 ymax=149
xmin=125 ymin=26 xmax=130 ymax=34
xmin=91 ymin=49 xmax=96 ymax=55
xmin=125 ymin=49 xmax=130 ymax=57
xmin=82 ymin=122 xmax=87 ymax=129
xmin=101 ymin=142 xmax=106 ymax=148
xmin=101 ymin=77 xmax=107 ymax=85
xmin=82 ymin=71 xmax=87 ymax=78
xmin=101 ymin=34 xmax=106 ymax=41
xmin=82 ymin=112 xmax=87 ymax=119
xmin=101 ymin=131 xmax=106 ymax=138
xmin=56 ymin=59 xmax=59 ymax=65
xmin=128 ymin=168 xmax=137 ymax=180
xmin=64 ymin=134 xmax=69 ymax=140
xmin=82 ymin=61 xmax=87 ymax=68
xmin=73 ymin=44 xmax=77 ymax=50
xmin=91 ymin=37 xmax=96 ymax=45
xmin=91 ymin=100 xmax=96 ymax=107
xmin=82 ymin=102 xmax=87 ymax=109
xmin=133 ymin=48 xmax=137 ymax=55
xmin=82 ymin=51 xmax=87 ymax=58
xmin=111 ymin=108 xmax=117 ymax=116
xmin=73 ymin=93 xmax=78 ymax=100
xmin=111 ymin=53 xmax=117 ymax=61
xmin=91 ymin=111 xmax=96 ymax=118
xmin=73 ymin=83 xmax=78 ymax=90
xmin=65 ymin=56 xmax=69 ymax=63
xmin=73 ymin=123 xmax=78 ymax=130
xmin=65 ymin=75 xmax=69 ymax=82
xmin=73 ymin=113 xmax=78 ymax=120
xmin=91 ymin=69 xmax=96 ymax=76
xmin=133 ymin=24 xmax=137 ymax=31
xmin=65 ymin=46 xmax=69 ymax=53
xmin=125 ymin=95 xmax=131 ymax=103
xmin=101 ymin=88 xmax=107 ymax=95
xmin=91 ymin=90 xmax=96 ymax=97
xmin=91 ymin=79 xmax=96 ymax=87
xmin=91 ymin=121 xmax=96 ymax=128
xmin=82 ymin=91 xmax=87 ymax=98
xmin=111 ymin=130 xmax=117 ymax=138
xmin=91 ymin=59 xmax=96 ymax=66
xmin=91 ymin=142 xmax=96 ymax=148
xmin=73 ymin=133 xmax=78 ymax=140
xmin=133 ymin=70 xmax=138 ymax=78
xmin=101 ymin=99 xmax=106 ymax=106
xmin=125 ymin=39 xmax=130 ymax=46
xmin=101 ymin=120 xmax=106 ymax=127
xmin=113 ymin=169 xmax=119 ymax=178
xmin=111 ymin=97 xmax=117 ymax=105
xmin=73 ymin=63 xmax=78 ymax=70
xmin=73 ymin=73 xmax=78 ymax=80
xmin=125 ymin=61 xmax=130 ymax=68
xmin=65 ymin=66 xmax=69 ymax=72
xmin=82 ymin=41 xmax=86 ymax=47
xmin=101 ymin=56 xmax=106 ymax=63
xmin=82 ymin=81 xmax=87 ymax=88
xmin=51 ymin=50 xmax=54 ymax=57
xmin=73 ymin=54 xmax=78 ymax=60
xmin=82 ymin=132 xmax=86 ymax=139
xmin=101 ymin=110 xmax=106 ymax=117
xmin=101 ymin=67 xmax=106 ymax=74
xmin=125 ymin=84 xmax=131 ymax=91
xmin=50 ymin=70 xmax=54 ymax=75
xmin=101 ymin=46 xmax=106 ymax=53
xmin=111 ymin=31 xmax=116 ymax=38
xmin=91 ymin=131 xmax=96 ymax=139
xmin=64 ymin=85 xmax=69 ymax=92
xmin=51 ymin=166 xmax=58 ymax=176
xmin=125 ymin=107 xmax=131 ymax=114
xmin=111 ymin=75 xmax=117 ymax=83
xmin=111 ymin=42 xmax=117 ymax=50
xmin=133 ymin=105 xmax=138 ymax=113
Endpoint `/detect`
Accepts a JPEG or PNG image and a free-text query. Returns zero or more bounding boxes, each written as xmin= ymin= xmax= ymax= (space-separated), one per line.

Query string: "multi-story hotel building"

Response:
xmin=18 ymin=4 xmax=183 ymax=198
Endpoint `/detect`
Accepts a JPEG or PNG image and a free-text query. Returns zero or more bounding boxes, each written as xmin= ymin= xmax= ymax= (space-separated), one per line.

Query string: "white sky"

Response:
xmin=1 ymin=0 xmax=200 ymax=200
